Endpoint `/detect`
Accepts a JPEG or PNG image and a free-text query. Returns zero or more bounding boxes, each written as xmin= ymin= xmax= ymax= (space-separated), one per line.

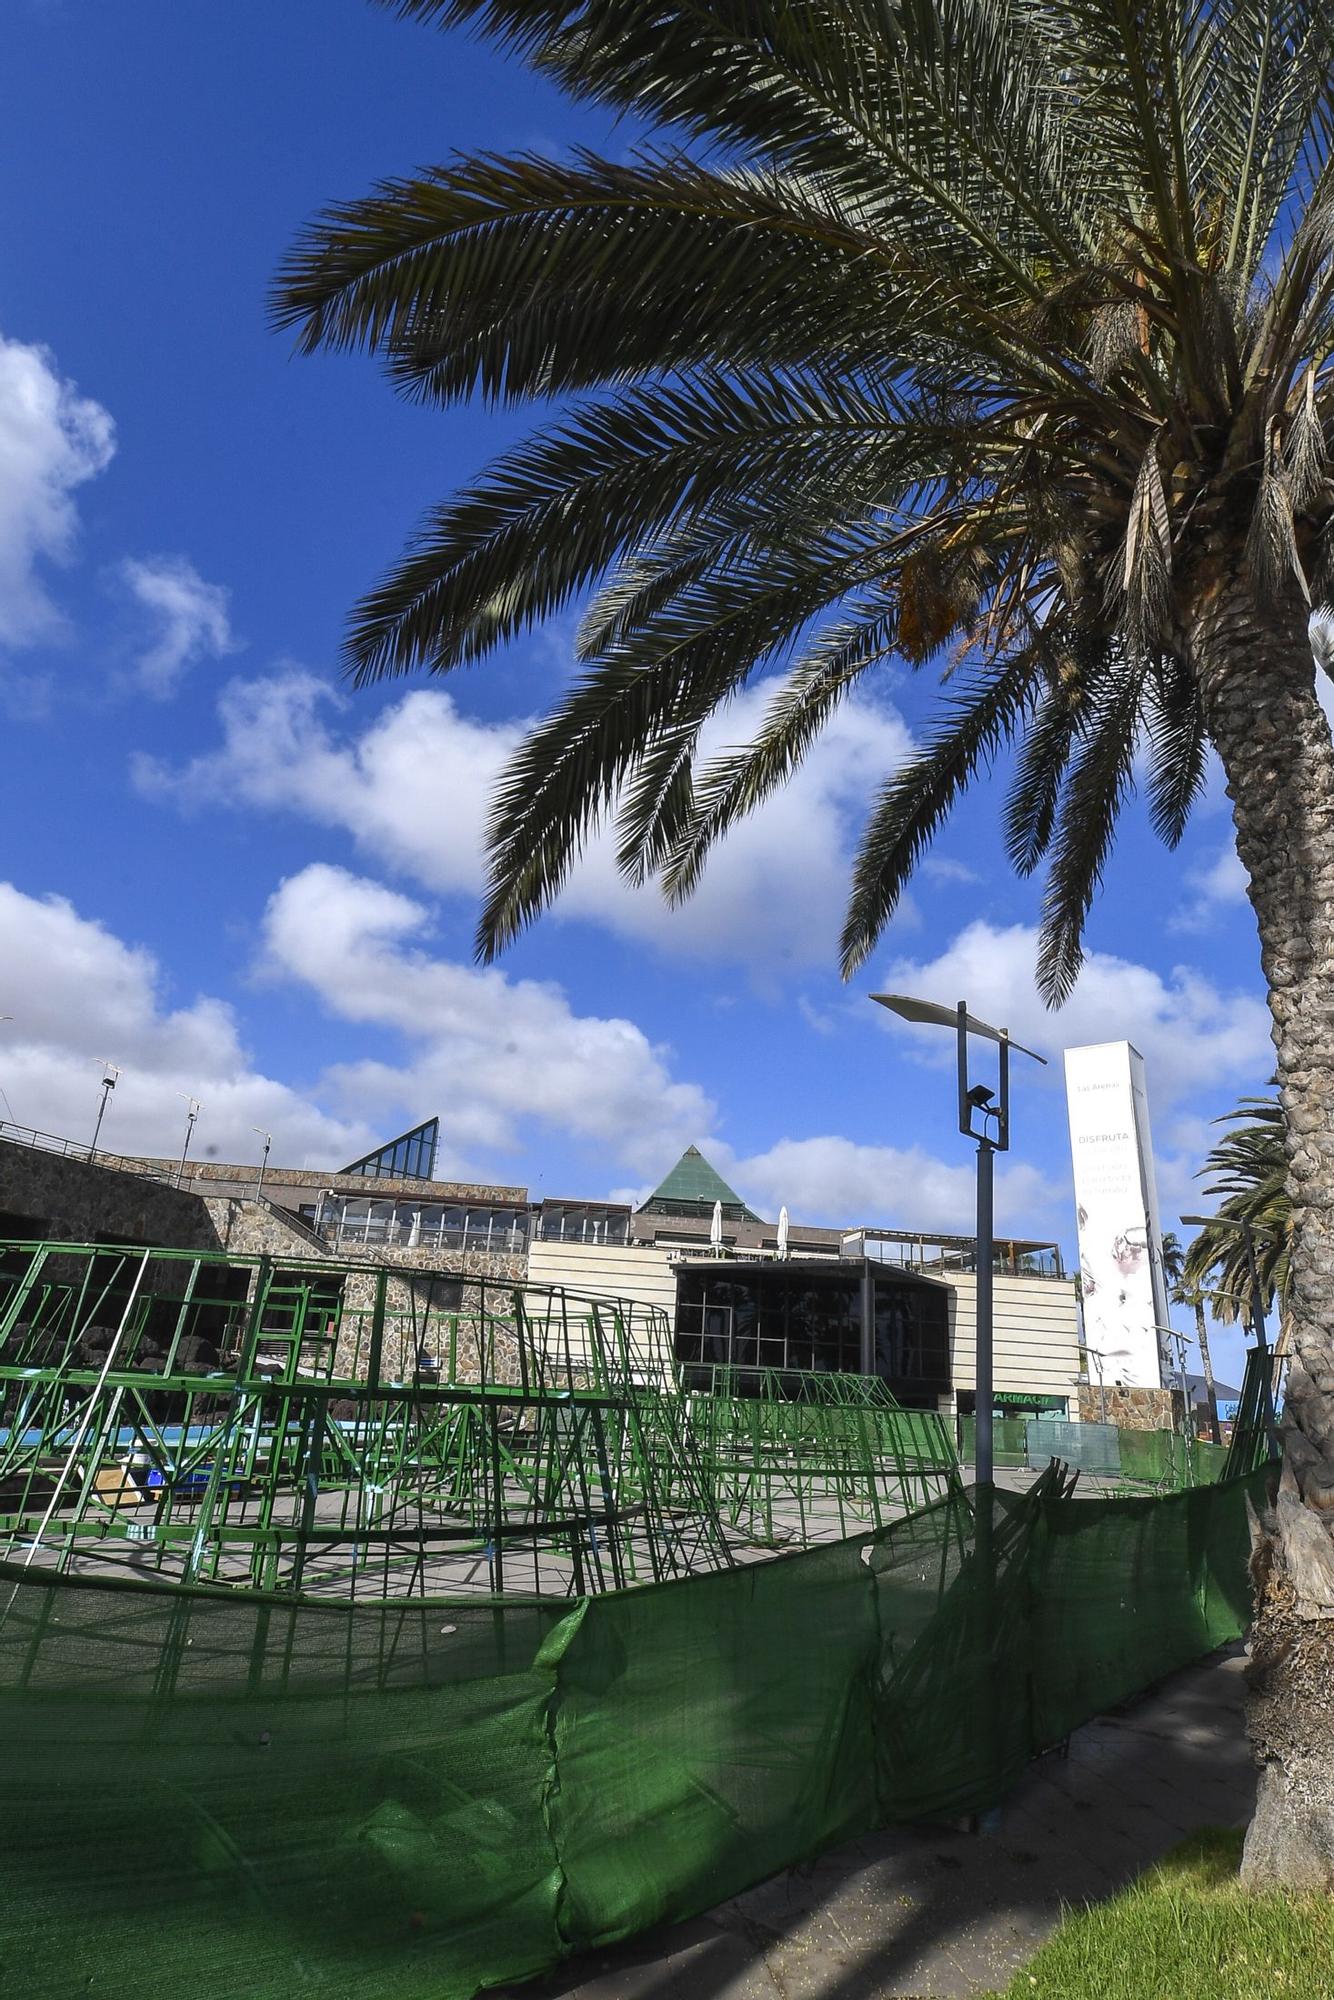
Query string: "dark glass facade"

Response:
xmin=674 ymin=1260 xmax=951 ymax=1406
xmin=341 ymin=1118 xmax=440 ymax=1183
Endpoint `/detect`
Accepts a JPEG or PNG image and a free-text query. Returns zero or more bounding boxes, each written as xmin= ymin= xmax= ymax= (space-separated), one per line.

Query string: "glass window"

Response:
xmin=340 ymin=1118 xmax=440 ymax=1182
xmin=871 ymin=1274 xmax=950 ymax=1405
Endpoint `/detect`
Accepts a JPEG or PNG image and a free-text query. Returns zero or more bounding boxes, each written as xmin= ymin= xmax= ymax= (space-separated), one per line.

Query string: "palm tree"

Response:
xmin=1183 ymin=1091 xmax=1292 ymax=1345
xmin=276 ymin=0 xmax=1334 ymax=1885
xmin=1160 ymin=1228 xmax=1221 ymax=1445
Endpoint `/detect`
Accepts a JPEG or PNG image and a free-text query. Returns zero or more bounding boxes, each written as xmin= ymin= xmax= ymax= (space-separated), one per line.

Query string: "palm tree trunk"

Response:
xmin=1193 ymin=1299 xmax=1221 ymax=1445
xmin=1190 ymin=571 xmax=1334 ymax=1890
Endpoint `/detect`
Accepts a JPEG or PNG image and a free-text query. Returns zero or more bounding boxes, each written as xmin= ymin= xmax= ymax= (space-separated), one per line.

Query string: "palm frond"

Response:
xmin=839 ymin=656 xmax=1037 ymax=977
xmin=1246 ymin=420 xmax=1309 ymax=607
xmin=1182 ymin=1089 xmax=1291 ymax=1322
xmin=1003 ymin=634 xmax=1113 ymax=876
xmin=342 ymin=369 xmax=932 ymax=679
xmin=384 ymin=0 xmax=1114 ymax=279
xmin=1143 ymin=653 xmax=1208 ymax=846
xmin=1036 ymin=669 xmax=1145 ymax=1003
xmin=282 ymin=0 xmax=1334 ymax=990
xmin=662 ymin=591 xmax=899 ymax=902
xmin=476 ymin=528 xmax=891 ymax=955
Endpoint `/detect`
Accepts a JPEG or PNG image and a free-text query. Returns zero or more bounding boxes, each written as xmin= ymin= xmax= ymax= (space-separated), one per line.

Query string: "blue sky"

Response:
xmin=0 ymin=1 xmax=1279 ymax=1379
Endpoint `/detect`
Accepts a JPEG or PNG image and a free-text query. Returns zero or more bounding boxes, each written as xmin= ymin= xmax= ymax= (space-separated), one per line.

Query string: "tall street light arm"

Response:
xmin=870 ymin=993 xmax=1046 ymax=1494
xmin=870 ymin=993 xmax=1046 ymax=1149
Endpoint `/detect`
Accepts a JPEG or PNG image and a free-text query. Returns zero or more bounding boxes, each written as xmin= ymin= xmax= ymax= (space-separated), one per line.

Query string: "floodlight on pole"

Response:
xmin=0 ymin=1016 xmax=15 ymax=1129
xmin=89 ymin=1062 xmax=120 ymax=1162
xmin=1180 ymin=1212 xmax=1280 ymax=1458
xmin=176 ymin=1096 xmax=201 ymax=1188
xmin=870 ymin=993 xmax=1046 ymax=1490
xmin=251 ymin=1128 xmax=273 ymax=1203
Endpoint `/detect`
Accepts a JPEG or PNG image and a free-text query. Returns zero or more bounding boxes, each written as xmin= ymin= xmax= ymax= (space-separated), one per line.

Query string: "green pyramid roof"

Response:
xmin=639 ymin=1145 xmax=761 ymax=1222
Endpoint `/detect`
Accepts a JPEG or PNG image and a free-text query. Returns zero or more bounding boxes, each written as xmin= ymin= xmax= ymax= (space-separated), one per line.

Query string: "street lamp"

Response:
xmin=1180 ymin=1212 xmax=1280 ymax=1459
xmin=90 ymin=1063 xmax=119 ymax=1161
xmin=251 ymin=1127 xmax=272 ymax=1202
xmin=176 ymin=1096 xmax=201 ymax=1188
xmin=870 ymin=994 xmax=1046 ymax=1487
xmin=0 ymin=1016 xmax=14 ymax=1129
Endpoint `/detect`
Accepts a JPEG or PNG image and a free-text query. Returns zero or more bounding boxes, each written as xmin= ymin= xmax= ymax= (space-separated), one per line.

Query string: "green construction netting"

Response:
xmin=0 ymin=1466 xmax=1265 ymax=2000
xmin=1116 ymin=1428 xmax=1232 ymax=1489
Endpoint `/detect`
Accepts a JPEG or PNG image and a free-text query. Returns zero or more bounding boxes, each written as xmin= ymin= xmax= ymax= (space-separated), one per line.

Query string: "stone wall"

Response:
xmin=336 ymin=1267 xmax=523 ymax=1384
xmin=1077 ymin=1383 xmax=1185 ymax=1430
xmin=201 ymin=1197 xmax=335 ymax=1261
xmin=99 ymin=1153 xmax=527 ymax=1207
xmin=0 ymin=1137 xmax=217 ymax=1251
xmin=0 ymin=1141 xmax=530 ymax=1388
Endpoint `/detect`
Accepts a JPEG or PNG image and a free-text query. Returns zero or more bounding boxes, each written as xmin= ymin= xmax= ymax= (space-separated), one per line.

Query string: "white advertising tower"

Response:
xmin=1064 ymin=1041 xmax=1171 ymax=1389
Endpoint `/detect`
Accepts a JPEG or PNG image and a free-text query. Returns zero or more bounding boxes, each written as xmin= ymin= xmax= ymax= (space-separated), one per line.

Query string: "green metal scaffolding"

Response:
xmin=0 ymin=1238 xmax=727 ymax=1600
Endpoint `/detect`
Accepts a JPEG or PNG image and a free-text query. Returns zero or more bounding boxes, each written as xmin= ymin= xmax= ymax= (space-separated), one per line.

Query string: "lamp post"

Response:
xmin=176 ymin=1096 xmax=201 ymax=1188
xmin=90 ymin=1064 xmax=119 ymax=1161
xmin=1152 ymin=1318 xmax=1190 ymax=1389
xmin=870 ymin=994 xmax=1046 ymax=1488
xmin=0 ymin=1016 xmax=14 ymax=1128
xmin=251 ymin=1128 xmax=272 ymax=1202
xmin=1180 ymin=1212 xmax=1281 ymax=1459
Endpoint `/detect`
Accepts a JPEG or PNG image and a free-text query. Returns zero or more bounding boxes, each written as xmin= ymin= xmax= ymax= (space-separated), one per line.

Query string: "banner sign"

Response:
xmin=1064 ymin=1042 xmax=1170 ymax=1389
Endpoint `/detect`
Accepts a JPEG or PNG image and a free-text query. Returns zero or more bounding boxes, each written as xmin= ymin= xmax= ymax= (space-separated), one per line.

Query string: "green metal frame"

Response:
xmin=0 ymin=1239 xmax=727 ymax=1601
xmin=1223 ymin=1344 xmax=1287 ymax=1479
xmin=678 ymin=1365 xmax=960 ymax=1545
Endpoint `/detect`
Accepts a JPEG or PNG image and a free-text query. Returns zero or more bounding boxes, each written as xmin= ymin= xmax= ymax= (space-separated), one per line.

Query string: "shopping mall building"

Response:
xmin=0 ymin=1116 xmax=1081 ymax=1419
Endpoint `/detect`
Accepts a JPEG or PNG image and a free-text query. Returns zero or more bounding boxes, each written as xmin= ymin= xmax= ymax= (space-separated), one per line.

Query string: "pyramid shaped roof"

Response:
xmin=638 ymin=1145 xmax=761 ymax=1222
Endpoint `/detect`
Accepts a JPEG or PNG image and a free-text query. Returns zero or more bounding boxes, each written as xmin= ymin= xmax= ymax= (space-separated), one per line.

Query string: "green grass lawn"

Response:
xmin=988 ymin=1830 xmax=1334 ymax=2000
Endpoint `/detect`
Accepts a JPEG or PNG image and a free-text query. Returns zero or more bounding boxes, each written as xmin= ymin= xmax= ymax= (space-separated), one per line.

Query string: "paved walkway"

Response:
xmin=496 ymin=1646 xmax=1253 ymax=2000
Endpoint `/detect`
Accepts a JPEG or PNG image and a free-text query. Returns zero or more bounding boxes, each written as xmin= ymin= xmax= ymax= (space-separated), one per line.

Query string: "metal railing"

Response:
xmin=0 ymin=1119 xmax=181 ymax=1187
xmin=315 ymin=1199 xmax=529 ymax=1257
xmin=0 ymin=1118 xmax=103 ymax=1164
xmin=253 ymin=1194 xmax=328 ymax=1250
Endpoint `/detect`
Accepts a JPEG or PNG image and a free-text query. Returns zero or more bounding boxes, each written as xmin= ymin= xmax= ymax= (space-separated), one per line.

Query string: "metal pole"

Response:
xmin=176 ymin=1099 xmax=199 ymax=1188
xmin=975 ymin=1135 xmax=995 ymax=1489
xmin=1241 ymin=1219 xmax=1282 ymax=1459
xmin=1193 ymin=1297 xmax=1222 ymax=1445
xmin=89 ymin=1066 xmax=118 ymax=1161
xmin=253 ymin=1130 xmax=271 ymax=1202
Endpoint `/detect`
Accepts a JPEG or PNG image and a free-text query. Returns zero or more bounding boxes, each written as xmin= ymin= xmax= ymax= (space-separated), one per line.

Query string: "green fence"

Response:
xmin=960 ymin=1414 xmax=1031 ymax=1466
xmin=0 ymin=1465 xmax=1264 ymax=2000
xmin=958 ymin=1417 xmax=1239 ymax=1489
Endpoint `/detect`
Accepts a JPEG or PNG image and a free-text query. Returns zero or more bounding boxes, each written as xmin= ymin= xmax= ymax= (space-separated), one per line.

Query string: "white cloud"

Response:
xmin=0 ymin=880 xmax=363 ymax=1165
xmin=1168 ymin=841 xmax=1250 ymax=934
xmin=0 ymin=863 xmax=733 ymax=1185
xmin=0 ymin=332 xmax=115 ymax=648
xmin=876 ymin=920 xmax=1272 ymax=1109
xmin=135 ymin=671 xmax=918 ymax=971
xmin=120 ymin=555 xmax=238 ymax=696
xmin=919 ymin=855 xmax=982 ymax=887
xmin=137 ymin=673 xmax=507 ymax=894
xmin=723 ymin=1134 xmax=1064 ymax=1236
xmin=258 ymin=863 xmax=715 ymax=1177
xmin=0 ymin=869 xmax=720 ymax=1184
xmin=0 ymin=875 xmax=1090 ymax=1231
